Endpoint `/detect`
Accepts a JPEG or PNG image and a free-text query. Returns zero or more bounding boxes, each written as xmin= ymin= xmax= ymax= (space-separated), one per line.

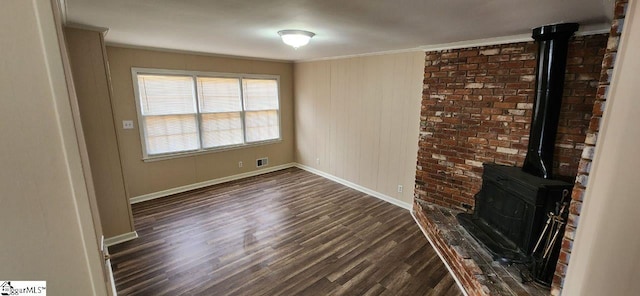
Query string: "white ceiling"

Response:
xmin=65 ymin=0 xmax=613 ymax=62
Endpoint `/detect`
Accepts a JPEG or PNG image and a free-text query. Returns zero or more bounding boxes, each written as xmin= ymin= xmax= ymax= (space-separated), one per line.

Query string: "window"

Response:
xmin=132 ymin=68 xmax=281 ymax=160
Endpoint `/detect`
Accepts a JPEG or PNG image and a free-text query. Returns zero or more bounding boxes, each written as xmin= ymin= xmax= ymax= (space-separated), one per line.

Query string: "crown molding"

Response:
xmin=419 ymin=23 xmax=611 ymax=52
xmin=297 ymin=22 xmax=611 ymax=63
xmin=106 ymin=42 xmax=293 ymax=63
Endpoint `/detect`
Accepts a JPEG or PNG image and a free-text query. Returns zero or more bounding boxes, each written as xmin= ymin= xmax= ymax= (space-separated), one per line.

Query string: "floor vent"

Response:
xmin=256 ymin=157 xmax=268 ymax=167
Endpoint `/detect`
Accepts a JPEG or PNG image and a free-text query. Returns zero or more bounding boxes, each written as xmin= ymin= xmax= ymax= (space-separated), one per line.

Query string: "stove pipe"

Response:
xmin=522 ymin=23 xmax=579 ymax=179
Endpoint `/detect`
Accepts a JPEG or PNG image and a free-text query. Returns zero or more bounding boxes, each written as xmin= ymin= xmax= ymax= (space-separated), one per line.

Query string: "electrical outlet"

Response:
xmin=316 ymin=158 xmax=320 ymax=165
xmin=397 ymin=185 xmax=403 ymax=193
xmin=122 ymin=120 xmax=134 ymax=129
xmin=238 ymin=161 xmax=243 ymax=168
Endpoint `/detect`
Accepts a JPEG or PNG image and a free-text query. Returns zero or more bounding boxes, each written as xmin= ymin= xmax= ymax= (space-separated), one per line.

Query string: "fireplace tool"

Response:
xmin=529 ymin=189 xmax=570 ymax=286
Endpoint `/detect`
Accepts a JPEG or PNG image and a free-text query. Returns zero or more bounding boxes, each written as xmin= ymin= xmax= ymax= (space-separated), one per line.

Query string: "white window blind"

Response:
xmin=133 ymin=69 xmax=281 ymax=159
xmin=243 ymin=79 xmax=280 ymax=142
xmin=197 ymin=77 xmax=244 ymax=148
xmin=137 ymin=74 xmax=199 ymax=155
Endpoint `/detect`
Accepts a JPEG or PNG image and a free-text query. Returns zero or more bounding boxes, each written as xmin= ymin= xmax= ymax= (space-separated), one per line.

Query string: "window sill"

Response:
xmin=141 ymin=138 xmax=282 ymax=163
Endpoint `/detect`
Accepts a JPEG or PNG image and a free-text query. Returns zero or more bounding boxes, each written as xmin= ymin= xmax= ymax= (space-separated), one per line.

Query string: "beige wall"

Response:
xmin=563 ymin=1 xmax=640 ymax=294
xmin=65 ymin=27 xmax=134 ymax=238
xmin=106 ymin=46 xmax=295 ymax=198
xmin=294 ymin=52 xmax=425 ymax=205
xmin=0 ymin=0 xmax=107 ymax=294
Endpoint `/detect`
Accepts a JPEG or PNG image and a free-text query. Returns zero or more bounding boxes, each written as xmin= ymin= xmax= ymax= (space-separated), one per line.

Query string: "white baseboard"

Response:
xmin=104 ymin=231 xmax=138 ymax=247
xmin=129 ymin=161 xmax=410 ymax=210
xmin=411 ymin=211 xmax=469 ymax=296
xmin=105 ymin=258 xmax=117 ymax=295
xmin=294 ymin=163 xmax=412 ymax=210
xmin=130 ymin=163 xmax=296 ymax=204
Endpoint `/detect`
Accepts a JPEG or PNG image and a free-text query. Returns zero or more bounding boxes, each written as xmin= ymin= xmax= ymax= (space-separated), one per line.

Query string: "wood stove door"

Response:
xmin=475 ymin=179 xmax=535 ymax=252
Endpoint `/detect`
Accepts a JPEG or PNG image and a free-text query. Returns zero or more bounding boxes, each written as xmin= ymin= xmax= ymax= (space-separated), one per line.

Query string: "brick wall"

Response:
xmin=552 ymin=1 xmax=629 ymax=295
xmin=415 ymin=34 xmax=607 ymax=211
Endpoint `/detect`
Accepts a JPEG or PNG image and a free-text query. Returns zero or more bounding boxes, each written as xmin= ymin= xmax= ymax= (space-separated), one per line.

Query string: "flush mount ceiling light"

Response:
xmin=278 ymin=30 xmax=315 ymax=49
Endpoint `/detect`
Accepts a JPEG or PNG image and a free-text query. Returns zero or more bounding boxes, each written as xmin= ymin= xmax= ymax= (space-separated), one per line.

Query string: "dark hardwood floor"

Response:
xmin=109 ymin=167 xmax=463 ymax=296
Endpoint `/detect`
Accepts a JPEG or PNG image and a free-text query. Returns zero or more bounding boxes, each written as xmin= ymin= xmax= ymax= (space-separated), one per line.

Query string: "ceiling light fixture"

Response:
xmin=278 ymin=30 xmax=315 ymax=49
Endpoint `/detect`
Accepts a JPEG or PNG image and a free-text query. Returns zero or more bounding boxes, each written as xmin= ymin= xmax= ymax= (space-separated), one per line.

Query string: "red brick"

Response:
xmin=441 ymin=65 xmax=457 ymax=71
xmin=493 ymin=102 xmax=517 ymax=109
xmin=502 ymin=61 xmax=524 ymax=68
xmin=511 ymin=53 xmax=536 ymax=60
xmin=459 ymin=63 xmax=479 ymax=70
xmin=425 ymin=54 xmax=439 ymax=61
xmin=510 ymin=68 xmax=535 ymax=75
xmin=467 ymin=69 xmax=488 ymax=76
xmin=425 ymin=66 xmax=440 ymax=72
xmin=481 ymin=108 xmax=502 ymax=115
xmin=491 ymin=115 xmax=513 ymax=122
xmin=488 ymin=55 xmax=510 ymax=62
xmin=487 ymin=68 xmax=511 ymax=75
xmin=484 ymin=83 xmax=505 ymax=89
xmin=442 ymin=52 xmax=459 ymax=59
xmin=432 ymin=71 xmax=448 ymax=77
xmin=505 ymin=82 xmax=531 ymax=89
xmin=479 ymin=62 xmax=500 ymax=69
xmin=474 ymin=76 xmax=495 ymax=83
xmin=459 ymin=50 xmax=479 ymax=58
xmin=500 ymin=46 xmax=525 ymax=54
xmin=467 ymin=56 xmax=488 ymax=63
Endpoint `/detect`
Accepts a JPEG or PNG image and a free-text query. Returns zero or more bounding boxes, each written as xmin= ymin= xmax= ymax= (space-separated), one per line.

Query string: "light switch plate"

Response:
xmin=123 ymin=120 xmax=134 ymax=129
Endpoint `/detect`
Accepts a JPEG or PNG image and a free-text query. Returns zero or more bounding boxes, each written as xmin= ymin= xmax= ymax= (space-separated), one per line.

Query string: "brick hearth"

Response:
xmin=413 ymin=200 xmax=548 ymax=296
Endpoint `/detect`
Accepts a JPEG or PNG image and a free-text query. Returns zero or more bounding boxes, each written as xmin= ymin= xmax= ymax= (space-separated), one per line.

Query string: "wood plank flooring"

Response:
xmin=109 ymin=168 xmax=462 ymax=296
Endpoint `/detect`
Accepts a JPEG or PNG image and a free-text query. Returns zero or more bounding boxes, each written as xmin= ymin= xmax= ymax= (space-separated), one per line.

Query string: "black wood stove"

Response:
xmin=458 ymin=164 xmax=571 ymax=261
xmin=457 ymin=23 xmax=579 ymax=286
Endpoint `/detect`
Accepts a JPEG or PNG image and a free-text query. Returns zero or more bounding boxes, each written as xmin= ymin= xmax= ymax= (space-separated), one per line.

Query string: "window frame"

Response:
xmin=131 ymin=67 xmax=282 ymax=161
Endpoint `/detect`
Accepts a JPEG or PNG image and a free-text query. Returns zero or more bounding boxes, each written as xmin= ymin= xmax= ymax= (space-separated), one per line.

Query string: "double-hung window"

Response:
xmin=132 ymin=68 xmax=281 ymax=160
